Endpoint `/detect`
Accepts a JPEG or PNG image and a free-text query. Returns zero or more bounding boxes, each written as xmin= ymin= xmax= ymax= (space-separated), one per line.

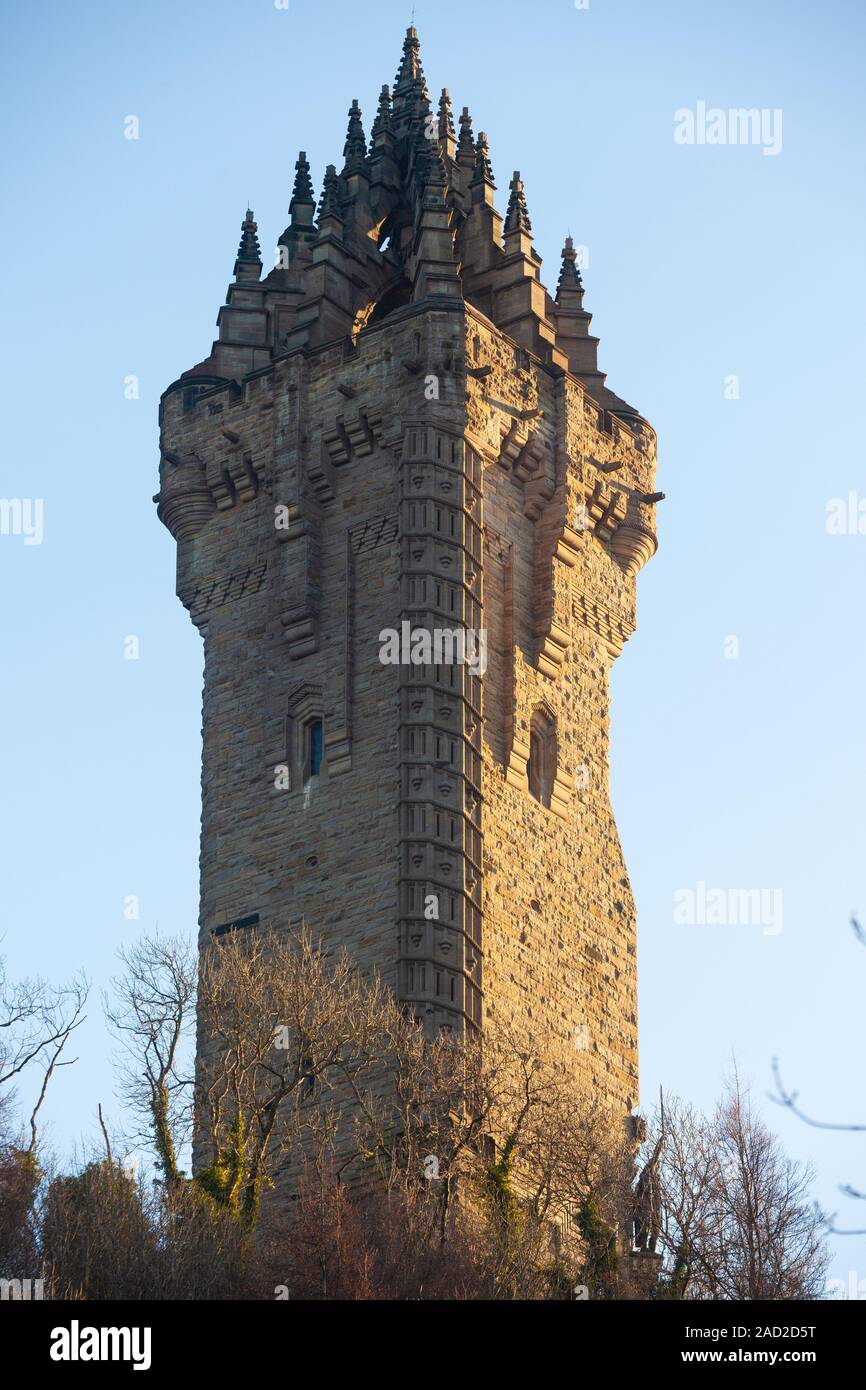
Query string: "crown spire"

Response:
xmin=504 ymin=170 xmax=532 ymax=236
xmin=392 ymin=24 xmax=429 ymax=131
xmin=341 ymin=99 xmax=367 ymax=176
xmin=394 ymin=24 xmax=424 ymax=92
xmin=233 ymin=207 xmax=262 ymax=281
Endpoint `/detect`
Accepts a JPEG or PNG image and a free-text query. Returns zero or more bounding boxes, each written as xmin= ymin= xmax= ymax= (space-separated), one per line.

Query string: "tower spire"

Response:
xmin=392 ymin=24 xmax=428 ymax=130
xmin=393 ymin=23 xmax=424 ymax=93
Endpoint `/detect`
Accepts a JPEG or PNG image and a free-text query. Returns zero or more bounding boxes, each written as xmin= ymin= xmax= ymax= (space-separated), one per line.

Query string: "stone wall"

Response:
xmin=159 ymin=290 xmax=656 ymax=1162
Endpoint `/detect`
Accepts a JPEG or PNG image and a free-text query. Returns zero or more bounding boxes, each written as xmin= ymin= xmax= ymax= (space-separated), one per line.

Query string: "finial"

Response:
xmin=438 ymin=88 xmax=455 ymax=141
xmin=470 ymin=131 xmax=496 ymax=189
xmin=424 ymin=137 xmax=448 ymax=192
xmin=342 ymin=99 xmax=367 ymax=176
xmin=317 ymin=164 xmax=342 ymax=223
xmin=371 ymin=84 xmax=393 ymax=140
xmin=505 ymin=170 xmax=532 ymax=235
xmin=236 ymin=208 xmax=261 ymax=264
xmin=457 ymin=106 xmax=476 ymax=166
xmin=556 ymin=234 xmax=584 ymax=299
xmin=289 ymin=151 xmax=315 ymax=215
xmin=234 ymin=207 xmax=262 ymax=280
xmin=411 ymin=116 xmax=433 ymax=187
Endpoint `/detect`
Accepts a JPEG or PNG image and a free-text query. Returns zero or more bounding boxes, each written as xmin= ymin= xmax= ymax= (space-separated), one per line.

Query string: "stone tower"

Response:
xmin=157 ymin=27 xmax=660 ymax=1131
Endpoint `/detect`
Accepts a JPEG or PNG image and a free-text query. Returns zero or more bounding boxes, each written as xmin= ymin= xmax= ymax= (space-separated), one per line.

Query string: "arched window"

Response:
xmin=286 ymin=684 xmax=325 ymax=789
xmin=526 ymin=707 xmax=557 ymax=808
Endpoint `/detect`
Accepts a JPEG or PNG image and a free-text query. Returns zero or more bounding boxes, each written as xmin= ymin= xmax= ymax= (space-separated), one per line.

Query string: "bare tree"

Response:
xmin=0 ymin=952 xmax=88 ymax=1148
xmin=193 ymin=924 xmax=633 ymax=1296
xmin=104 ymin=934 xmax=197 ymax=1187
xmin=194 ymin=926 xmax=401 ymax=1222
xmin=89 ymin=925 xmax=832 ymax=1301
xmin=651 ymin=1095 xmax=717 ymax=1298
xmin=651 ymin=1075 xmax=829 ymax=1300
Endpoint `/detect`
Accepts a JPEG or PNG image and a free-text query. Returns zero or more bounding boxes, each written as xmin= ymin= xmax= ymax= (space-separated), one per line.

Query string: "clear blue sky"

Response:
xmin=2 ymin=0 xmax=864 ymax=1291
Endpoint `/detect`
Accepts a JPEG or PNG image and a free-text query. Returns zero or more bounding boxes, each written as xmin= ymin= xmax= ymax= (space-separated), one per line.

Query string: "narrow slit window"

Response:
xmin=308 ymin=718 xmax=324 ymax=778
xmin=527 ymin=708 xmax=557 ymax=808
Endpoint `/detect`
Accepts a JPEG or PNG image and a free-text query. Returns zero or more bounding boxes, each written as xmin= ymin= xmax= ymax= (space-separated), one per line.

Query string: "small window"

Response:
xmin=527 ymin=707 xmax=557 ymax=808
xmin=286 ymin=684 xmax=325 ymax=792
xmin=528 ymin=727 xmax=544 ymax=800
xmin=307 ymin=718 xmax=324 ymax=779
